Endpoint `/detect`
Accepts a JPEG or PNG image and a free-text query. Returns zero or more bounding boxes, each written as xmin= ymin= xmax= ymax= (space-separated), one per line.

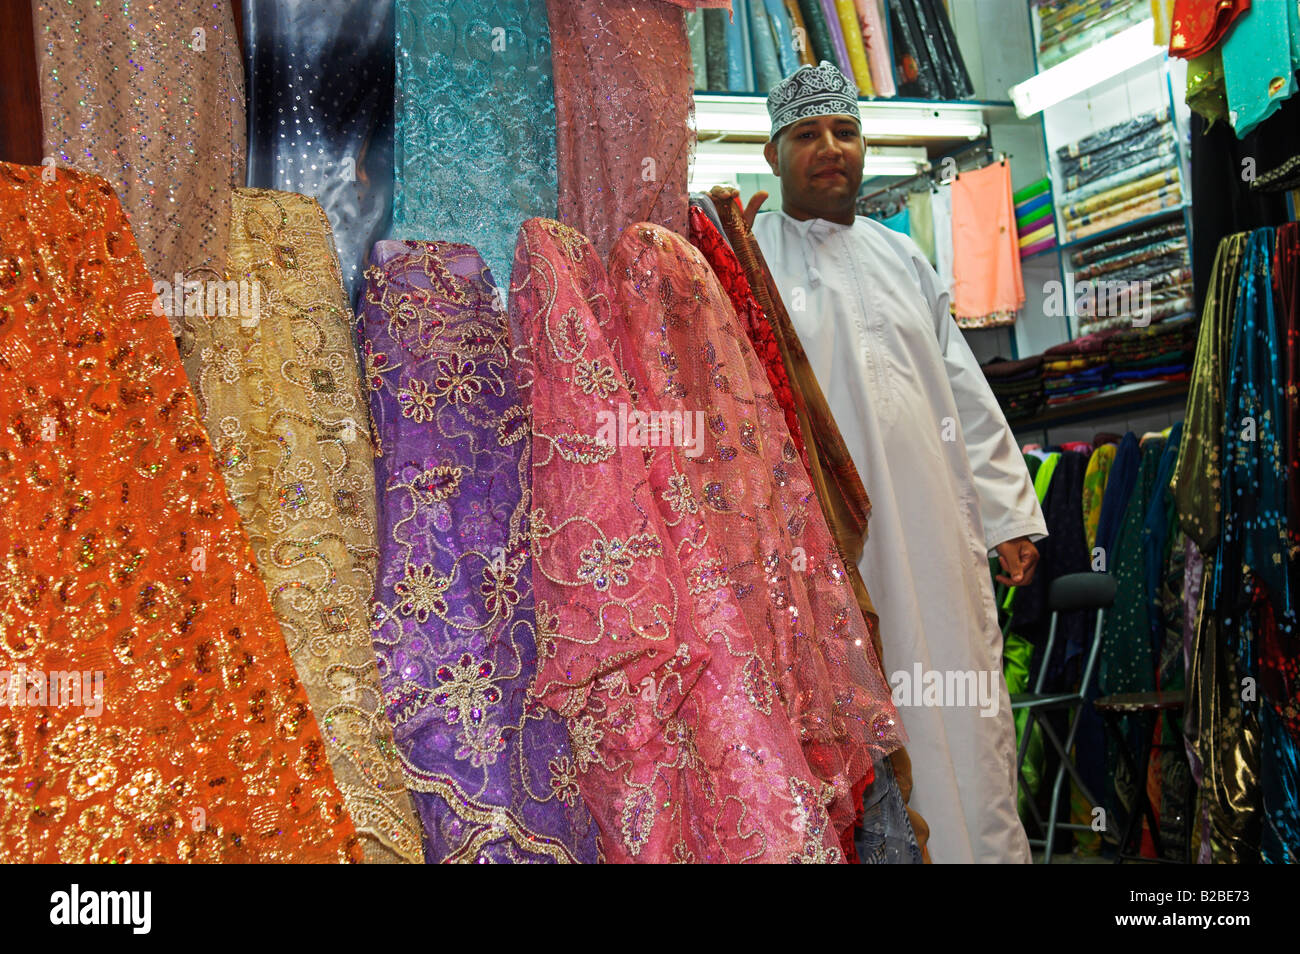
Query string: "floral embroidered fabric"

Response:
xmin=188 ymin=188 xmax=423 ymax=863
xmin=511 ymin=217 xmax=852 ymax=862
xmin=361 ymin=238 xmax=601 ymax=863
xmin=392 ymin=0 xmax=558 ymax=288
xmin=609 ymin=223 xmax=904 ymax=842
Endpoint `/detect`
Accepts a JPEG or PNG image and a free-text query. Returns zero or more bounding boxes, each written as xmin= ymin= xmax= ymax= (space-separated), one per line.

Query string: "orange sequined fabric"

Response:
xmin=0 ymin=163 xmax=358 ymax=863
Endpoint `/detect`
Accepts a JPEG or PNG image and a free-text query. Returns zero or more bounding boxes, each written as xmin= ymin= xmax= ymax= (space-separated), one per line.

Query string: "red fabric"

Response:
xmin=688 ymin=206 xmax=811 ymax=472
xmin=1169 ymin=0 xmax=1250 ymax=58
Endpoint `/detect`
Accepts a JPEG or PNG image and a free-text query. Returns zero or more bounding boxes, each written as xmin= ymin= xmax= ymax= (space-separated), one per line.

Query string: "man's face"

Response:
xmin=764 ymin=114 xmax=865 ymax=223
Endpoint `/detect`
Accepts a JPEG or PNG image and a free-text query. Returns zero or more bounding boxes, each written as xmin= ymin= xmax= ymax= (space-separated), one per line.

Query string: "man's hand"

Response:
xmin=708 ymin=186 xmax=769 ymax=230
xmin=994 ymin=536 xmax=1039 ymax=587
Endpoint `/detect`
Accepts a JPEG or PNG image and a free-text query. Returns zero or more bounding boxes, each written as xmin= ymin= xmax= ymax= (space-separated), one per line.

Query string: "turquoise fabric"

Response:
xmin=392 ymin=0 xmax=556 ymax=285
xmin=1222 ymin=0 xmax=1300 ymax=138
xmin=874 ymin=205 xmax=911 ymax=236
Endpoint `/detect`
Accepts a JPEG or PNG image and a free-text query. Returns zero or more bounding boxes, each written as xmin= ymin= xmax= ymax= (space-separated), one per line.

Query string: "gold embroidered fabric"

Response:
xmin=0 ymin=163 xmax=358 ymax=863
xmin=186 ymin=188 xmax=422 ymax=863
xmin=33 ymin=0 xmax=246 ymax=324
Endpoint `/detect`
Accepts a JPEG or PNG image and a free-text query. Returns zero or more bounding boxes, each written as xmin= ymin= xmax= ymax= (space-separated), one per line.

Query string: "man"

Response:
xmin=749 ymin=62 xmax=1047 ymax=864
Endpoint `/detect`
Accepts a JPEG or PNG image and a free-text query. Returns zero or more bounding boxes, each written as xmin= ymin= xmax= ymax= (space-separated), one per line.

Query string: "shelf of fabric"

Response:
xmin=1057 ymin=204 xmax=1189 ymax=252
xmin=1008 ymin=379 xmax=1187 ymax=432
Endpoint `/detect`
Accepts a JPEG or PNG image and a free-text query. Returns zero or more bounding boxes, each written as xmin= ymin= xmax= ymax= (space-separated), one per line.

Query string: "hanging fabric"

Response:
xmin=547 ymin=0 xmax=700 ymax=259
xmin=243 ymin=0 xmax=395 ymax=302
xmin=190 ymin=188 xmax=424 ymax=863
xmin=392 ymin=0 xmax=555 ymax=289
xmin=0 ymin=164 xmax=358 ymax=863
xmin=32 ymin=0 xmax=245 ymax=296
xmin=509 ymin=217 xmax=845 ymax=863
xmin=609 ymin=221 xmax=906 ymax=849
xmin=360 ymin=238 xmax=601 ymax=863
xmin=951 ymin=161 xmax=1025 ymax=329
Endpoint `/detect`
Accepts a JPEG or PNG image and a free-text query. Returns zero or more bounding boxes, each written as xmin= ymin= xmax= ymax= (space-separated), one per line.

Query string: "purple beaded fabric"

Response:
xmin=361 ymin=239 xmax=600 ymax=863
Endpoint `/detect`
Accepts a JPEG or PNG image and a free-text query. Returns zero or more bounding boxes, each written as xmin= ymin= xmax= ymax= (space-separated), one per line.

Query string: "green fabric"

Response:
xmin=999 ymin=451 xmax=1060 ymax=825
xmin=1099 ymin=435 xmax=1167 ymax=831
xmin=1013 ymin=176 xmax=1051 ymax=203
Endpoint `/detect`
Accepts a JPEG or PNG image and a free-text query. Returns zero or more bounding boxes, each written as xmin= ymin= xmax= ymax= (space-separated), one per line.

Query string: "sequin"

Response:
xmin=363 ymin=238 xmax=600 ymax=863
xmin=0 ymin=164 xmax=357 ymax=863
xmin=184 ymin=188 xmax=423 ymax=863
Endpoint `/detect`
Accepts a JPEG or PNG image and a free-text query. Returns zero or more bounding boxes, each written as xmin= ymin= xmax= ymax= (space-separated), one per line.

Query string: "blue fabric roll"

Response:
xmin=749 ymin=0 xmax=783 ymax=91
xmin=726 ymin=0 xmax=751 ymax=91
xmin=762 ymin=0 xmax=802 ymax=76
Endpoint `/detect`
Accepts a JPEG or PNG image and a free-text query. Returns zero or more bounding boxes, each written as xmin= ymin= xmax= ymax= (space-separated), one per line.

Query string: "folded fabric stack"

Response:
xmin=1055 ymin=111 xmax=1184 ymax=243
xmin=1041 ymin=330 xmax=1116 ymax=406
xmin=980 ymin=354 xmax=1045 ymax=422
xmin=885 ymin=0 xmax=973 ymax=100
xmin=1070 ymin=216 xmax=1193 ymax=335
xmin=689 ymin=1 xmax=897 ymax=96
xmin=1035 ymin=0 xmax=1150 ymax=69
xmin=1015 ymin=177 xmax=1056 ymax=258
xmin=1105 ymin=314 xmax=1198 ymax=384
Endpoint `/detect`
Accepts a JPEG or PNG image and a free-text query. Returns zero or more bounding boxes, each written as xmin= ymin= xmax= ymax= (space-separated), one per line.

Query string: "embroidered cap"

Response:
xmin=767 ymin=60 xmax=860 ymax=138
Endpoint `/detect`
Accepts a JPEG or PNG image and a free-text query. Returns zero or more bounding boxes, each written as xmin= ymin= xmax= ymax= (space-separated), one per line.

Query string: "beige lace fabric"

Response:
xmin=188 ymin=188 xmax=422 ymax=863
xmin=33 ymin=0 xmax=246 ymax=300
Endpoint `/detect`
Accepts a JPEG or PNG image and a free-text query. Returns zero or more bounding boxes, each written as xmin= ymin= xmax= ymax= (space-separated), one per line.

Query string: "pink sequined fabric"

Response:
xmin=608 ymin=223 xmax=905 ymax=841
xmin=509 ymin=218 xmax=848 ymax=862
xmin=547 ymin=0 xmax=701 ymax=259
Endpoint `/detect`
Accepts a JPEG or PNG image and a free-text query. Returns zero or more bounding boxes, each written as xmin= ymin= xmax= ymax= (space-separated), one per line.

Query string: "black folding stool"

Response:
xmin=1010 ymin=571 xmax=1117 ymax=863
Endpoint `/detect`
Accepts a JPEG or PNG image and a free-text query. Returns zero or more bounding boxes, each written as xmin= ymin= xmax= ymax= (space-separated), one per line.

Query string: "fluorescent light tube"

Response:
xmin=1009 ymin=20 xmax=1164 ymax=118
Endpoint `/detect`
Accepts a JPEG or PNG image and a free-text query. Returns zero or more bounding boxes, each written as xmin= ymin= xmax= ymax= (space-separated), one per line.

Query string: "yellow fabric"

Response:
xmin=1152 ymin=0 xmax=1176 ymax=46
xmin=1018 ymin=222 xmax=1056 ymax=247
xmin=834 ymin=0 xmax=875 ymax=95
xmin=187 ymin=188 xmax=423 ymax=863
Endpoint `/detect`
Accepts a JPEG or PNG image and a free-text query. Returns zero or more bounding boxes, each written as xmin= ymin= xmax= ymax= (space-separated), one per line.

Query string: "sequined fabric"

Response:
xmin=188 ymin=188 xmax=423 ymax=864
xmin=1172 ymin=233 xmax=1244 ymax=553
xmin=360 ymin=238 xmax=601 ymax=864
xmin=609 ymin=222 xmax=905 ymax=843
xmin=0 ymin=163 xmax=357 ymax=862
xmin=510 ymin=217 xmax=847 ymax=862
xmin=243 ymin=0 xmax=396 ymax=302
xmin=546 ymin=0 xmax=697 ymax=259
xmin=705 ymin=188 xmax=930 ymax=860
xmin=392 ymin=0 xmax=557 ymax=287
xmin=687 ymin=207 xmax=806 ymax=466
xmin=33 ymin=0 xmax=246 ymax=294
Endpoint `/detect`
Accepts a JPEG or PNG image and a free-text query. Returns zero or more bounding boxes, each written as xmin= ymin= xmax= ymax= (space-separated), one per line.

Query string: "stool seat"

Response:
xmin=1093 ymin=690 xmax=1186 ymax=714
